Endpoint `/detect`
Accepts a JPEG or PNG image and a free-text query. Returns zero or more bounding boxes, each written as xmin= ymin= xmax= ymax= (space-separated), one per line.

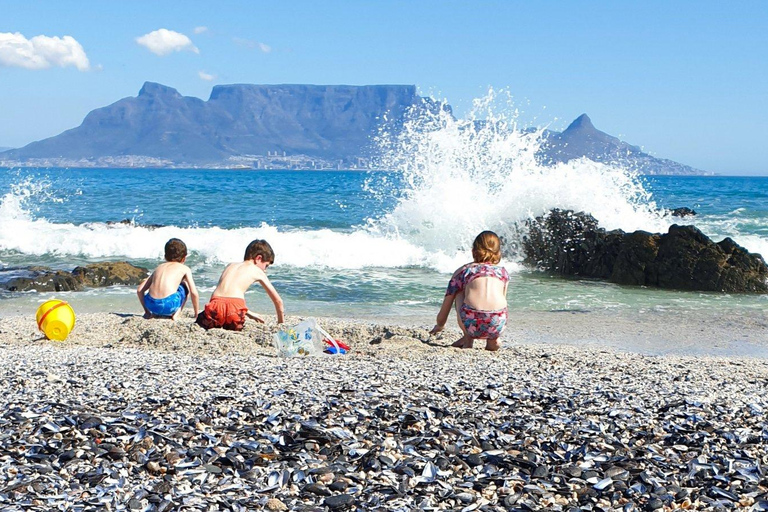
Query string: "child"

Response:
xmin=196 ymin=239 xmax=285 ymax=331
xmin=430 ymin=231 xmax=509 ymax=351
xmin=137 ymin=238 xmax=200 ymax=321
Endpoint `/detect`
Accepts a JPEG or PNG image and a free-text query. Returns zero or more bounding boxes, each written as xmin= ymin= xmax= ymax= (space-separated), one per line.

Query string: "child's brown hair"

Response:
xmin=164 ymin=238 xmax=187 ymax=262
xmin=244 ymin=239 xmax=275 ymax=264
xmin=472 ymin=231 xmax=501 ymax=264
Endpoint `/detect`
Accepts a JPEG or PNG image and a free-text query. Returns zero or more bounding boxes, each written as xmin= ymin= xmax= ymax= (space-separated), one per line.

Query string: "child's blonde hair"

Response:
xmin=472 ymin=231 xmax=502 ymax=264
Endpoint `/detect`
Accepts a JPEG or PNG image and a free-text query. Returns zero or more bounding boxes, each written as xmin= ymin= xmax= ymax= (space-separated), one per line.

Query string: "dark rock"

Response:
xmin=532 ymin=464 xmax=549 ymax=478
xmin=670 ymin=207 xmax=697 ymax=217
xmin=324 ymin=494 xmax=354 ymax=510
xmin=304 ymin=483 xmax=331 ymax=496
xmin=523 ymin=209 xmax=768 ymax=293
xmin=563 ymin=466 xmax=583 ymax=478
xmin=1 ymin=261 xmax=148 ymax=292
xmin=2 ymin=267 xmax=82 ymax=292
xmin=329 ymin=481 xmax=349 ymax=492
xmin=645 ymin=498 xmax=663 ymax=510
xmin=465 ymin=454 xmax=484 ymax=467
xmin=72 ymin=261 xmax=149 ymax=287
xmin=107 ymin=219 xmax=165 ymax=229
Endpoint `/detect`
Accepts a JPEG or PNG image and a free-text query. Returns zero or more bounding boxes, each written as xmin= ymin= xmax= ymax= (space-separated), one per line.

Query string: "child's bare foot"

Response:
xmin=451 ymin=335 xmax=473 ymax=349
xmin=485 ymin=338 xmax=501 ymax=351
xmin=170 ymin=310 xmax=182 ymax=321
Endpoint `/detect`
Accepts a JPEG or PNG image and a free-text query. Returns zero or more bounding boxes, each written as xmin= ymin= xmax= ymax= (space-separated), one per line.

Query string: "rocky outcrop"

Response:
xmin=72 ymin=262 xmax=149 ymax=288
xmin=523 ymin=209 xmax=768 ymax=293
xmin=1 ymin=262 xmax=148 ymax=292
xmin=670 ymin=207 xmax=696 ymax=217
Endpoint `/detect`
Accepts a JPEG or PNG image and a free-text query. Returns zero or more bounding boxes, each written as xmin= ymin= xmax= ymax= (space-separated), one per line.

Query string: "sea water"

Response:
xmin=0 ymin=96 xmax=766 ymax=324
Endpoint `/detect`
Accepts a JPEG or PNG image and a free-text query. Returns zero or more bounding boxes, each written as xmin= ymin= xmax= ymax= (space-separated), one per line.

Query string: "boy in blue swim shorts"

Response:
xmin=137 ymin=238 xmax=200 ymax=321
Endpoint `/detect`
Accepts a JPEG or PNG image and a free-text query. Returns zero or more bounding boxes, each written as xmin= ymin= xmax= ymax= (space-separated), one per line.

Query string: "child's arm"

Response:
xmin=183 ymin=268 xmax=200 ymax=317
xmin=245 ymin=310 xmax=265 ymax=323
xmin=259 ymin=276 xmax=285 ymax=324
xmin=136 ymin=274 xmax=153 ymax=318
xmin=430 ymin=293 xmax=455 ymax=335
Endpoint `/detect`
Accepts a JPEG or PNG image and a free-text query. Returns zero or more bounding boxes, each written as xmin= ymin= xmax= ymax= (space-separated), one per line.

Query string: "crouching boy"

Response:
xmin=137 ymin=238 xmax=200 ymax=321
xmin=196 ymin=239 xmax=285 ymax=331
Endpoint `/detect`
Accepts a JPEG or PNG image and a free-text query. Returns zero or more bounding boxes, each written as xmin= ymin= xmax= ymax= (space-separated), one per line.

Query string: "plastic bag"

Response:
xmin=273 ymin=319 xmax=326 ymax=357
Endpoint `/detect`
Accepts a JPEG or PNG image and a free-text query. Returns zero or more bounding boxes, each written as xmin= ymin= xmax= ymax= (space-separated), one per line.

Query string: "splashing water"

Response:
xmin=368 ymin=89 xmax=670 ymax=264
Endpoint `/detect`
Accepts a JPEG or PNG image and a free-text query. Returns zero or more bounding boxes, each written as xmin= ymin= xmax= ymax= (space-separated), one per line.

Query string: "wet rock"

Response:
xmin=72 ymin=261 xmax=149 ymax=287
xmin=523 ymin=209 xmax=768 ymax=292
xmin=1 ymin=261 xmax=149 ymax=292
xmin=2 ymin=267 xmax=82 ymax=292
xmin=670 ymin=207 xmax=696 ymax=217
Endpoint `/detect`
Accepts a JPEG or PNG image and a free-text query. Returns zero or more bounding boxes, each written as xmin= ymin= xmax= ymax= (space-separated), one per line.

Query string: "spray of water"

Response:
xmin=368 ymin=89 xmax=669 ymax=263
xmin=0 ymin=93 xmax=688 ymax=272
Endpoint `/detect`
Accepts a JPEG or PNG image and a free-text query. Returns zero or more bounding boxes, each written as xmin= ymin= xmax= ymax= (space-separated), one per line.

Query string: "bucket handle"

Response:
xmin=315 ymin=324 xmax=341 ymax=352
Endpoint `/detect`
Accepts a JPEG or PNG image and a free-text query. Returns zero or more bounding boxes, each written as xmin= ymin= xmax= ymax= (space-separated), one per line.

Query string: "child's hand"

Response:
xmin=246 ymin=311 xmax=265 ymax=323
xmin=429 ymin=324 xmax=444 ymax=335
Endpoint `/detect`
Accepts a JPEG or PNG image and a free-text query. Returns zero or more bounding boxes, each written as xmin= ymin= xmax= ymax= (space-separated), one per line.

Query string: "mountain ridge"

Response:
xmin=0 ymin=83 xmax=708 ymax=174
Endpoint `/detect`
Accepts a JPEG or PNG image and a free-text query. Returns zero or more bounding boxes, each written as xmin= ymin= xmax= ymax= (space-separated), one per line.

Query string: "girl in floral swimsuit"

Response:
xmin=430 ymin=231 xmax=509 ymax=351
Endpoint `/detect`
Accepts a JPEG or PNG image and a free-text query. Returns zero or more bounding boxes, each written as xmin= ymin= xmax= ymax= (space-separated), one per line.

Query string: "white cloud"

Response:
xmin=194 ymin=26 xmax=208 ymax=35
xmin=233 ymin=37 xmax=272 ymax=53
xmin=136 ymin=29 xmax=198 ymax=56
xmin=0 ymin=32 xmax=90 ymax=71
xmin=198 ymin=70 xmax=215 ymax=81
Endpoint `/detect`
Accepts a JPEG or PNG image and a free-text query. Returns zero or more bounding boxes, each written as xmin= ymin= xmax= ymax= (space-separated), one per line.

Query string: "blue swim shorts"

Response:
xmin=144 ymin=284 xmax=187 ymax=317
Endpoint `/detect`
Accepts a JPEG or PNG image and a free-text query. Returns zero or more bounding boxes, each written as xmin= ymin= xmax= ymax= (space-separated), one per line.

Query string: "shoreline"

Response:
xmin=1 ymin=313 xmax=767 ymax=510
xmin=2 ymin=305 xmax=767 ymax=358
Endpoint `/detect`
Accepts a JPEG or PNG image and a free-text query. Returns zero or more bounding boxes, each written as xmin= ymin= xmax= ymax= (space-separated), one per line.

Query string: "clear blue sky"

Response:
xmin=1 ymin=1 xmax=766 ymax=174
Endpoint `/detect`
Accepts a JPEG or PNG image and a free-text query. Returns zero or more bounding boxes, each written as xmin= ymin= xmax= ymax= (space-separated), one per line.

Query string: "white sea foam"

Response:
xmin=368 ymin=89 xmax=671 ymax=260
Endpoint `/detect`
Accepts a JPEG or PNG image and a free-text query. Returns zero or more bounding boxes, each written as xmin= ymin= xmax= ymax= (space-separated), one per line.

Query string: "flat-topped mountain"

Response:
xmin=2 ymin=83 xmax=435 ymax=168
xmin=0 ymin=83 xmax=707 ymax=174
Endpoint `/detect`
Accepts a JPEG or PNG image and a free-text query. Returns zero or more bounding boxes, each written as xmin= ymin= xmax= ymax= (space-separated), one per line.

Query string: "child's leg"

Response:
xmin=451 ymin=293 xmax=473 ymax=348
xmin=170 ymin=284 xmax=189 ymax=321
xmin=484 ymin=338 xmax=501 ymax=351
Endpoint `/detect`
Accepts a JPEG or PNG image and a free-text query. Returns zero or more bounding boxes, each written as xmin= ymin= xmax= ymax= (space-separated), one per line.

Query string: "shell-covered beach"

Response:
xmin=1 ymin=313 xmax=767 ymax=511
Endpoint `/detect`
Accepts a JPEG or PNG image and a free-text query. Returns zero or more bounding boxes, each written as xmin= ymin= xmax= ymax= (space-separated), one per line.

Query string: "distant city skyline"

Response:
xmin=1 ymin=1 xmax=766 ymax=175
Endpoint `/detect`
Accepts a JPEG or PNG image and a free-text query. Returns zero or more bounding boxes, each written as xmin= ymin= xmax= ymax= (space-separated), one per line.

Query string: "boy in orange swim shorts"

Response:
xmin=196 ymin=239 xmax=285 ymax=331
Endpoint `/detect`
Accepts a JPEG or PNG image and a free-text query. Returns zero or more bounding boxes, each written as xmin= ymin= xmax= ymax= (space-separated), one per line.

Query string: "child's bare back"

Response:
xmin=211 ymin=261 xmax=265 ymax=299
xmin=147 ymin=261 xmax=192 ymax=298
xmin=196 ymin=239 xmax=285 ymax=331
xmin=137 ymin=238 xmax=200 ymax=321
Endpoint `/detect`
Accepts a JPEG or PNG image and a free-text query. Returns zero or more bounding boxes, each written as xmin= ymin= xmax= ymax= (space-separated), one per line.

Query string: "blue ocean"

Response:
xmin=0 ymin=107 xmax=766 ymax=322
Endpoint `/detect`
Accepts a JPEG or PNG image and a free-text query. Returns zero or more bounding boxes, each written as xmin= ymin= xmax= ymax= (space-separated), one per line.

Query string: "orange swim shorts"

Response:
xmin=196 ymin=297 xmax=247 ymax=331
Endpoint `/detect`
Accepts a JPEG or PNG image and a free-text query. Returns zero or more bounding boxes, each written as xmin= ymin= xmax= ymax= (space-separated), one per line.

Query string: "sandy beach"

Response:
xmin=1 ymin=312 xmax=767 ymax=510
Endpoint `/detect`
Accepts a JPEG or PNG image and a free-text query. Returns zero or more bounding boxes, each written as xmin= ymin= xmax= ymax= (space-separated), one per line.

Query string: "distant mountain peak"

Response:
xmin=564 ymin=113 xmax=595 ymax=132
xmin=138 ymin=82 xmax=182 ymax=98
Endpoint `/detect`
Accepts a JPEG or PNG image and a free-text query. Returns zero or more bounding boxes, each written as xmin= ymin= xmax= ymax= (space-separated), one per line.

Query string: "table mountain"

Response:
xmin=0 ymin=84 xmax=707 ymax=174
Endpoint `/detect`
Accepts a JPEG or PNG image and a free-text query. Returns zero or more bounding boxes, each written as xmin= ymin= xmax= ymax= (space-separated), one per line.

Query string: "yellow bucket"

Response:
xmin=36 ymin=299 xmax=76 ymax=341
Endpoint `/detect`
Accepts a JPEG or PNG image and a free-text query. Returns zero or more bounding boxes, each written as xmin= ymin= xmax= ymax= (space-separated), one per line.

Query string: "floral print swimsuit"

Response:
xmin=446 ymin=263 xmax=509 ymax=339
